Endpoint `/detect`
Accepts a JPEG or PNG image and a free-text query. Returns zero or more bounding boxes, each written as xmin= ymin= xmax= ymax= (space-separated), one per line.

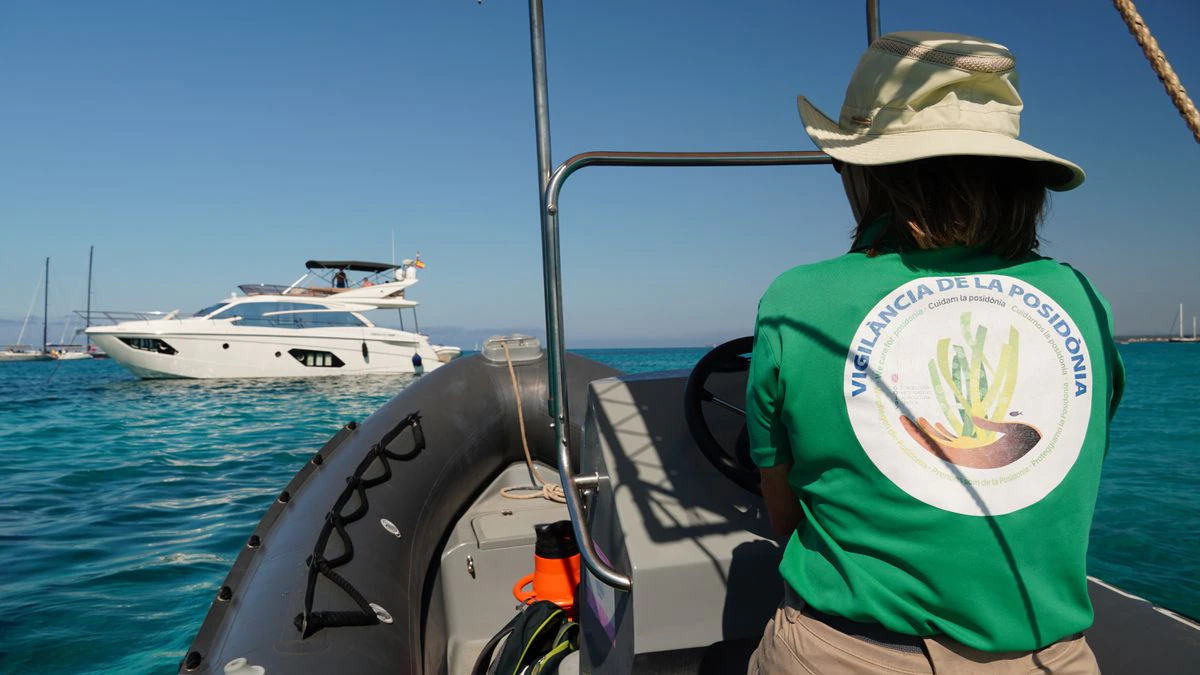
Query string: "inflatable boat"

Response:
xmin=183 ymin=2 xmax=1200 ymax=672
xmin=181 ymin=334 xmax=1200 ymax=674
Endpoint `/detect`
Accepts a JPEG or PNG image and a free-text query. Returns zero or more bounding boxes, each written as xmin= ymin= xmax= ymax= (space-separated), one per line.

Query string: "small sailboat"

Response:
xmin=1 ymin=258 xmax=52 ymax=362
xmin=1168 ymin=303 xmax=1200 ymax=343
xmin=44 ymin=247 xmax=98 ymax=361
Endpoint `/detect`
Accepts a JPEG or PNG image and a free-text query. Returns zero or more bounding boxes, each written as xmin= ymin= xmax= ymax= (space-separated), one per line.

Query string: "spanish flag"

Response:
xmin=414 ymin=259 xmax=426 ymax=269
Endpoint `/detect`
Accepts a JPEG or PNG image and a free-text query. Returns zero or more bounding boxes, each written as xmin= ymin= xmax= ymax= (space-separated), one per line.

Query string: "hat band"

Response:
xmin=873 ymin=36 xmax=1015 ymax=74
xmin=838 ymin=101 xmax=1020 ymax=138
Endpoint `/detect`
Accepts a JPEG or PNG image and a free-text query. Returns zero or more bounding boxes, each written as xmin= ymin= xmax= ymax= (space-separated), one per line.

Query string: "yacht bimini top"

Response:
xmin=235 ymin=258 xmax=425 ymax=308
xmin=305 ymin=260 xmax=400 ymax=273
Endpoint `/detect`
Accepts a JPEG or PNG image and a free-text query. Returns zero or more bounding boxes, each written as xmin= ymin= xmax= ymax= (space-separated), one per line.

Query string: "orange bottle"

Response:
xmin=513 ymin=520 xmax=581 ymax=617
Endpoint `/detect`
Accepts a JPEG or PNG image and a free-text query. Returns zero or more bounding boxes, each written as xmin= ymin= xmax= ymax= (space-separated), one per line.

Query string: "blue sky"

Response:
xmin=1 ymin=0 xmax=1197 ymax=347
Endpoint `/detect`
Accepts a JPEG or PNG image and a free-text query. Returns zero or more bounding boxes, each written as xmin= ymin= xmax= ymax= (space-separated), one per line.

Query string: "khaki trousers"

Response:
xmin=747 ymin=589 xmax=1100 ymax=675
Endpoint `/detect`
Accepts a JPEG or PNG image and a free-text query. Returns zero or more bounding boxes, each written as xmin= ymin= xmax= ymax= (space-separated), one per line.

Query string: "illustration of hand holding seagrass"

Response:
xmin=899 ymin=313 xmax=1042 ymax=469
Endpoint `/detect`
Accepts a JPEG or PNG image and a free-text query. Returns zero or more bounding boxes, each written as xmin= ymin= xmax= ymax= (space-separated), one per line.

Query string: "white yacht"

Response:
xmin=86 ymin=259 xmax=460 ymax=379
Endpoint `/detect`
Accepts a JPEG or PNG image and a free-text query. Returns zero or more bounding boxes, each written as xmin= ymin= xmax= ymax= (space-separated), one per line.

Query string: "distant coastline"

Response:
xmin=1117 ymin=336 xmax=1200 ymax=344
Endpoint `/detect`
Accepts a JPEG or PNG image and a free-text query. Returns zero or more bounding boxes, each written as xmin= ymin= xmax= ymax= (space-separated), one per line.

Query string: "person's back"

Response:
xmin=753 ymin=244 xmax=1121 ymax=645
xmin=746 ymin=32 xmax=1123 ymax=674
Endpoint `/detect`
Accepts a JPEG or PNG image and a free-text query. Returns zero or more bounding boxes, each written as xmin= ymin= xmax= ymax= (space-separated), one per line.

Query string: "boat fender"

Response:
xmin=221 ymin=658 xmax=265 ymax=675
xmin=469 ymin=600 xmax=578 ymax=675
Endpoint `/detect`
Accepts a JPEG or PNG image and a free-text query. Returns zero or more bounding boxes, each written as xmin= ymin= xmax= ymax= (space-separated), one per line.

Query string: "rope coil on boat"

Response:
xmin=294 ymin=412 xmax=425 ymax=638
xmin=498 ymin=340 xmax=566 ymax=504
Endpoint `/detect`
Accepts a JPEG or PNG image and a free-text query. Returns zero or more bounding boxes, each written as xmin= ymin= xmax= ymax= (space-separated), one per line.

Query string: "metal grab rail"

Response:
xmin=527 ymin=0 xmax=880 ymax=593
xmin=543 ymin=151 xmax=831 ymax=592
xmin=74 ymin=309 xmax=179 ymax=324
xmin=867 ymin=0 xmax=881 ymax=44
xmin=546 ymin=151 xmax=832 ymax=213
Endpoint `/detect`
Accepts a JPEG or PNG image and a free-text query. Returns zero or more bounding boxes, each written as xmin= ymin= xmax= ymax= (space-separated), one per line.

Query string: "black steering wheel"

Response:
xmin=683 ymin=336 xmax=760 ymax=495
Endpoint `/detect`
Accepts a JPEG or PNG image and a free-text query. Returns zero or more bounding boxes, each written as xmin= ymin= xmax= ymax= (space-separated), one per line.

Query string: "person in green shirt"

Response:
xmin=746 ymin=32 xmax=1124 ymax=674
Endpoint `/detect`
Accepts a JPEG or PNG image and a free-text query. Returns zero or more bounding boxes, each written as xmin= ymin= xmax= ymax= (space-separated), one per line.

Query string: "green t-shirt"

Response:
xmin=746 ymin=244 xmax=1124 ymax=652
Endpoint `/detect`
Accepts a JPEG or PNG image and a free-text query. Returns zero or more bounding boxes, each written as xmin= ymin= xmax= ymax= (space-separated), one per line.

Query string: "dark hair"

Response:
xmin=850 ymin=156 xmax=1048 ymax=260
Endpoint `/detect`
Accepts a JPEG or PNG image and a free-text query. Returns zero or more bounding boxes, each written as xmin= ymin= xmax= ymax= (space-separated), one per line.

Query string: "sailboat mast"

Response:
xmin=43 ymin=257 xmax=49 ymax=353
xmin=1180 ymin=303 xmax=1185 ymax=339
xmin=86 ymin=246 xmax=94 ymax=346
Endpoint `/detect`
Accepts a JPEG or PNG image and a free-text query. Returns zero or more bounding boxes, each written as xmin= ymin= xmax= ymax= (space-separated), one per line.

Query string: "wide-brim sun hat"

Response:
xmin=799 ymin=31 xmax=1085 ymax=191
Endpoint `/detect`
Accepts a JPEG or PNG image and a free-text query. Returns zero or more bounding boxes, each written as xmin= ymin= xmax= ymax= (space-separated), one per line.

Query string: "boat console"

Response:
xmin=427 ymin=364 xmax=780 ymax=675
xmin=577 ymin=371 xmax=781 ymax=672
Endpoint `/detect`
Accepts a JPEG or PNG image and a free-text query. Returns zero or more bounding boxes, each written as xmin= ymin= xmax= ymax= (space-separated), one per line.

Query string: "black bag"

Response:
xmin=471 ymin=600 xmax=579 ymax=675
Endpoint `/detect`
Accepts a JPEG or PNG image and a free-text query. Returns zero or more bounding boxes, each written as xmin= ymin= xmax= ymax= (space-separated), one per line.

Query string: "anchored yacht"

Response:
xmin=86 ymin=259 xmax=460 ymax=379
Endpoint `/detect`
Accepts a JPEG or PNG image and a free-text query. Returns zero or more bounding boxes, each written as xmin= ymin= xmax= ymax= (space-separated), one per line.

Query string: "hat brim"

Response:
xmin=798 ymin=96 xmax=1085 ymax=191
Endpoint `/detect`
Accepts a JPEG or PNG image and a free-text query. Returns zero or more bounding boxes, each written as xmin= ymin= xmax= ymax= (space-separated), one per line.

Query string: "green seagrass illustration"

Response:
xmin=899 ymin=312 xmax=1042 ymax=469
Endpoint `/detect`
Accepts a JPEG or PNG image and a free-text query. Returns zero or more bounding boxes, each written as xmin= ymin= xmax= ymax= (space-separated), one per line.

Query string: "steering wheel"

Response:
xmin=683 ymin=336 xmax=760 ymax=495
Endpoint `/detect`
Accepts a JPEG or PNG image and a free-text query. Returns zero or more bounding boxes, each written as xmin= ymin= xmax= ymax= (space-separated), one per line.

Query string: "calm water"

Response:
xmin=0 ymin=345 xmax=1195 ymax=673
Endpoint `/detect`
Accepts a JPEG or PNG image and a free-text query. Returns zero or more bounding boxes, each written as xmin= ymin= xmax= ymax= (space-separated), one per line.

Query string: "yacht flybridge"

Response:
xmin=87 ymin=259 xmax=460 ymax=379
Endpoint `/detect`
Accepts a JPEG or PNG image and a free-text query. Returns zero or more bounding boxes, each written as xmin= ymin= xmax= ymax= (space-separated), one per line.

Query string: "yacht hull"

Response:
xmin=0 ymin=352 xmax=51 ymax=362
xmin=51 ymin=352 xmax=92 ymax=361
xmin=88 ymin=325 xmax=450 ymax=379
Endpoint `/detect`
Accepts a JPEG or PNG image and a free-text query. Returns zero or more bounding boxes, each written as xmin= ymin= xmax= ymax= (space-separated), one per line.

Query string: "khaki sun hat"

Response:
xmin=799 ymin=31 xmax=1085 ymax=191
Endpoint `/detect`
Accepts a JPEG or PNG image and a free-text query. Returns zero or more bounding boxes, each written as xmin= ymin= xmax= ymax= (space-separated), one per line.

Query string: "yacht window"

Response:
xmin=230 ymin=302 xmax=355 ymax=328
xmin=230 ymin=303 xmax=284 ymax=327
xmin=288 ymin=311 xmax=367 ymax=328
xmin=193 ymin=302 xmax=230 ymax=318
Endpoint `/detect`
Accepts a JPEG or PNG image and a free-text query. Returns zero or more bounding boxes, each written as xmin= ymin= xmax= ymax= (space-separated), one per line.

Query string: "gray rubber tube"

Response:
xmin=181 ymin=352 xmax=619 ymax=674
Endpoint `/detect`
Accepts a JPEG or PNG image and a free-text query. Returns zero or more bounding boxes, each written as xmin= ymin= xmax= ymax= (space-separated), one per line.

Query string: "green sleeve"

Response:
xmin=1108 ymin=331 xmax=1125 ymax=422
xmin=1065 ymin=264 xmax=1124 ymax=421
xmin=746 ymin=305 xmax=792 ymax=468
xmin=1093 ymin=277 xmax=1124 ymax=420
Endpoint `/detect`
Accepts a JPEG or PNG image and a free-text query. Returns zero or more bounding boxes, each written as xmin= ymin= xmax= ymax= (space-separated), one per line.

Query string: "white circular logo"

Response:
xmin=844 ymin=274 xmax=1093 ymax=516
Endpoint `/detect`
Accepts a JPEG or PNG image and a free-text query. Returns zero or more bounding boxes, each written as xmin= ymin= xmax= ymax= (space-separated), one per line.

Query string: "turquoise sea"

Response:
xmin=0 ymin=344 xmax=1196 ymax=673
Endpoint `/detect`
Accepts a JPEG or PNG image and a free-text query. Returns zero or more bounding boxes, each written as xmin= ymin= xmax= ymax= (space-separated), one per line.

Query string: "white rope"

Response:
xmin=499 ymin=341 xmax=566 ymax=504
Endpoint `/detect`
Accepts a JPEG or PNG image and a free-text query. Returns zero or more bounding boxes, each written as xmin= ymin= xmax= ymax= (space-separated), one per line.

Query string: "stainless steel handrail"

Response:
xmin=868 ymin=0 xmax=881 ymax=44
xmin=527 ymin=0 xmax=879 ymax=593
xmin=543 ymin=151 xmax=831 ymax=593
xmin=546 ymin=151 xmax=832 ymax=214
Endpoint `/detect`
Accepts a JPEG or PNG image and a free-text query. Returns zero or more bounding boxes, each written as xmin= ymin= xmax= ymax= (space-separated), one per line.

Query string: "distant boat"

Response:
xmin=82 ymin=245 xmax=107 ymax=358
xmin=1168 ymin=303 xmax=1199 ymax=343
xmin=0 ymin=345 xmax=50 ymax=362
xmin=1 ymin=258 xmax=52 ymax=362
xmin=86 ymin=257 xmax=461 ymax=379
xmin=49 ymin=348 xmax=92 ymax=361
xmin=44 ymin=247 xmax=99 ymax=363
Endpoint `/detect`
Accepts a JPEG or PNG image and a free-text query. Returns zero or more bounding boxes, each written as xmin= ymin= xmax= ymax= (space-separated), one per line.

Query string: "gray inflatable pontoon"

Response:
xmin=183 ymin=342 xmax=617 ymax=674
